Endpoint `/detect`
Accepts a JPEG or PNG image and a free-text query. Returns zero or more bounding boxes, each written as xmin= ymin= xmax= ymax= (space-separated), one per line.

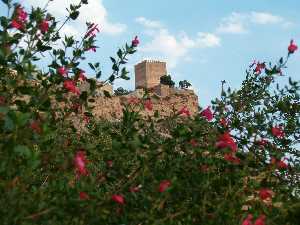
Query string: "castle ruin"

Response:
xmin=89 ymin=60 xmax=199 ymax=120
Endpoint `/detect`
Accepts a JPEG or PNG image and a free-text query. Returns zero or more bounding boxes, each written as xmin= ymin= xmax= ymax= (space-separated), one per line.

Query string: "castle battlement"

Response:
xmin=137 ymin=60 xmax=165 ymax=64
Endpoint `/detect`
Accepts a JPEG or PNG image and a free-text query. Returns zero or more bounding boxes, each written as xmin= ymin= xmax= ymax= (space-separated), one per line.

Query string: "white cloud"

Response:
xmin=136 ymin=18 xmax=220 ymax=69
xmin=180 ymin=32 xmax=221 ymax=48
xmin=217 ymin=12 xmax=248 ymax=34
xmin=135 ymin=17 xmax=163 ymax=29
xmin=250 ymin=12 xmax=283 ymax=25
xmin=217 ymin=11 xmax=292 ymax=34
xmin=23 ymin=0 xmax=126 ymax=36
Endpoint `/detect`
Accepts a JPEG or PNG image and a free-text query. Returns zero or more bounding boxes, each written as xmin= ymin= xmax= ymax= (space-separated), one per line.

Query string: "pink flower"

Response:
xmin=271 ymin=157 xmax=288 ymax=170
xmin=178 ymin=106 xmax=191 ymax=117
xmin=74 ymin=150 xmax=89 ymax=177
xmin=257 ymin=139 xmax=268 ymax=147
xmin=111 ymin=194 xmax=125 ymax=205
xmin=83 ymin=115 xmax=90 ymax=124
xmin=242 ymin=214 xmax=253 ymax=225
xmin=11 ymin=19 xmax=24 ymax=30
xmin=72 ymin=103 xmax=82 ymax=113
xmin=200 ymin=106 xmax=213 ymax=121
xmin=29 ymin=121 xmax=42 ymax=134
xmin=129 ymin=186 xmax=140 ymax=193
xmin=128 ymin=96 xmax=140 ymax=105
xmin=224 ymin=153 xmax=240 ymax=164
xmin=277 ymin=160 xmax=288 ymax=169
xmin=85 ymin=23 xmax=100 ymax=38
xmin=132 ymin=36 xmax=139 ymax=47
xmin=200 ymin=164 xmax=209 ymax=172
xmin=57 ymin=67 xmax=68 ymax=76
xmin=254 ymin=215 xmax=266 ymax=225
xmin=254 ymin=62 xmax=266 ymax=74
xmin=216 ymin=132 xmax=238 ymax=152
xmin=288 ymin=40 xmax=298 ymax=54
xmin=39 ymin=20 xmax=49 ymax=33
xmin=63 ymin=80 xmax=80 ymax=95
xmin=0 ymin=96 xmax=5 ymax=105
xmin=79 ymin=192 xmax=89 ymax=200
xmin=106 ymin=160 xmax=113 ymax=168
xmin=16 ymin=6 xmax=27 ymax=22
xmin=144 ymin=99 xmax=153 ymax=111
xmin=10 ymin=5 xmax=27 ymax=30
xmin=259 ymin=188 xmax=273 ymax=200
xmin=271 ymin=126 xmax=285 ymax=138
xmin=190 ymin=139 xmax=198 ymax=147
xmin=159 ymin=180 xmax=171 ymax=193
xmin=87 ymin=46 xmax=97 ymax=52
xmin=220 ymin=118 xmax=228 ymax=127
xmin=77 ymin=70 xmax=87 ymax=81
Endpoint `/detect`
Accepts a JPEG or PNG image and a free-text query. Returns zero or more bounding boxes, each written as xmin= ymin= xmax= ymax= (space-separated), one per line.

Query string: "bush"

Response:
xmin=179 ymin=80 xmax=192 ymax=89
xmin=0 ymin=1 xmax=299 ymax=224
xmin=160 ymin=74 xmax=175 ymax=87
xmin=114 ymin=87 xmax=131 ymax=96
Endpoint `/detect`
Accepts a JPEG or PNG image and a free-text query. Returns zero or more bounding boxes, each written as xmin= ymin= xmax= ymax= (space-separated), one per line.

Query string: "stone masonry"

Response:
xmin=135 ymin=60 xmax=167 ymax=89
xmin=90 ymin=89 xmax=199 ymax=120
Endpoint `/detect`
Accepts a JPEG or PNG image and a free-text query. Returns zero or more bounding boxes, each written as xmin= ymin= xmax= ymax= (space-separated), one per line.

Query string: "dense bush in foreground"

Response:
xmin=0 ymin=1 xmax=299 ymax=224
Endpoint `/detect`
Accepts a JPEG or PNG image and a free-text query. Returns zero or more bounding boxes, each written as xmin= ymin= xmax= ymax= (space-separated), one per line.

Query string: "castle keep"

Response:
xmin=135 ymin=60 xmax=167 ymax=89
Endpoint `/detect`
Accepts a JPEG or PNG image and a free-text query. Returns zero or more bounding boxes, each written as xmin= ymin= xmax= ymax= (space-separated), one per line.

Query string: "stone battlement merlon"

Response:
xmin=135 ymin=60 xmax=166 ymax=66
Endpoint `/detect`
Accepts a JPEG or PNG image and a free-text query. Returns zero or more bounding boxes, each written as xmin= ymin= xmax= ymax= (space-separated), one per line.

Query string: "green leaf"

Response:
xmin=80 ymin=91 xmax=88 ymax=101
xmin=96 ymin=71 xmax=102 ymax=79
xmin=103 ymin=90 xmax=111 ymax=98
xmin=0 ymin=106 xmax=9 ymax=114
xmin=36 ymin=40 xmax=52 ymax=52
xmin=88 ymin=79 xmax=96 ymax=92
xmin=108 ymin=75 xmax=115 ymax=83
xmin=70 ymin=11 xmax=79 ymax=20
xmin=110 ymin=57 xmax=116 ymax=63
xmin=1 ymin=0 xmax=11 ymax=6
xmin=117 ymin=49 xmax=122 ymax=59
xmin=88 ymin=63 xmax=95 ymax=70
xmin=4 ymin=115 xmax=14 ymax=131
xmin=64 ymin=36 xmax=75 ymax=47
xmin=0 ymin=16 xmax=8 ymax=28
xmin=279 ymin=57 xmax=283 ymax=64
xmin=14 ymin=145 xmax=31 ymax=158
xmin=16 ymin=112 xmax=31 ymax=127
xmin=112 ymin=63 xmax=119 ymax=71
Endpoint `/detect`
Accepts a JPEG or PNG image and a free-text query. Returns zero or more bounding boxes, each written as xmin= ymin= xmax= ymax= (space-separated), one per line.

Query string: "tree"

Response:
xmin=179 ymin=80 xmax=192 ymax=89
xmin=114 ymin=87 xmax=130 ymax=96
xmin=160 ymin=74 xmax=175 ymax=87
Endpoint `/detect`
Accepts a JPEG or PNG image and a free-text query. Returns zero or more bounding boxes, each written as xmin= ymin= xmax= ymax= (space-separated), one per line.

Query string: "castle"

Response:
xmin=89 ymin=60 xmax=199 ymax=119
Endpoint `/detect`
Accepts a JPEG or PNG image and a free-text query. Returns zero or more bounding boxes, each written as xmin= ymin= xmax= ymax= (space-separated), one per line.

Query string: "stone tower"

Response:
xmin=135 ymin=60 xmax=167 ymax=89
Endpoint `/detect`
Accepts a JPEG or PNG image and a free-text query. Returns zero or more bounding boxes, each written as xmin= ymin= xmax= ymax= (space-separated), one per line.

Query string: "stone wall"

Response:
xmin=90 ymin=88 xmax=199 ymax=120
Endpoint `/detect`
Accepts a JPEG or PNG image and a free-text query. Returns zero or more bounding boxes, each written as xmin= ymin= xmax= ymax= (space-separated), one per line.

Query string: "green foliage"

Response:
xmin=114 ymin=87 xmax=131 ymax=96
xmin=178 ymin=80 xmax=192 ymax=89
xmin=160 ymin=74 xmax=175 ymax=87
xmin=0 ymin=1 xmax=299 ymax=225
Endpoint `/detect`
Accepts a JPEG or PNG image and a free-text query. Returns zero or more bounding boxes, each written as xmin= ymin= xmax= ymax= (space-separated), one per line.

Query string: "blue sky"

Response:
xmin=1 ymin=0 xmax=300 ymax=106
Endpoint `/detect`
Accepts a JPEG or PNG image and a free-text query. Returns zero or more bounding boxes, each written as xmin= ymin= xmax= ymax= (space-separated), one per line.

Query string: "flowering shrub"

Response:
xmin=0 ymin=1 xmax=299 ymax=225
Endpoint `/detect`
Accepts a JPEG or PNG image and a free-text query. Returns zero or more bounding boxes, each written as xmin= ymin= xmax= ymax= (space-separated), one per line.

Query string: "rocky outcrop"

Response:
xmin=89 ymin=88 xmax=199 ymax=120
